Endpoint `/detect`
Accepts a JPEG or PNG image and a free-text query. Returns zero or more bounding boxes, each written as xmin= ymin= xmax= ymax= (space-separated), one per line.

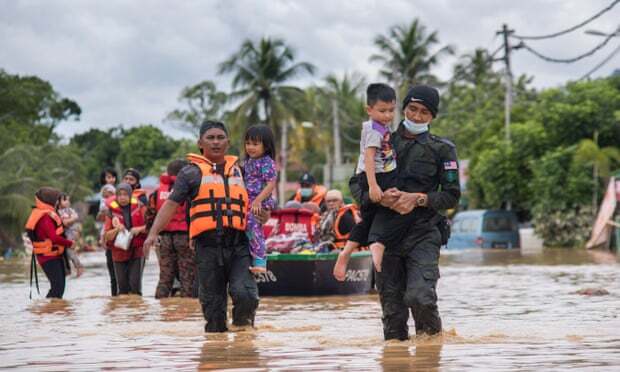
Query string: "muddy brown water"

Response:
xmin=1 ymin=248 xmax=619 ymax=371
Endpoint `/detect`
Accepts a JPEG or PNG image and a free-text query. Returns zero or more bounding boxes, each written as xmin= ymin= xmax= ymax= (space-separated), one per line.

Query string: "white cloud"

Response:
xmin=1 ymin=0 xmax=618 ymax=140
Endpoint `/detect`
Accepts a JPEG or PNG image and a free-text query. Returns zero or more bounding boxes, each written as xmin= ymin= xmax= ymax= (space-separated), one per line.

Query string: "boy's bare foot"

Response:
xmin=249 ymin=266 xmax=267 ymax=274
xmin=76 ymin=266 xmax=84 ymax=277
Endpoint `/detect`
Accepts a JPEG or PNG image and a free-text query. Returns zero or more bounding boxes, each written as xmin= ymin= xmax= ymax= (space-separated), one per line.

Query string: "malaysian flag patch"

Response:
xmin=443 ymin=161 xmax=458 ymax=170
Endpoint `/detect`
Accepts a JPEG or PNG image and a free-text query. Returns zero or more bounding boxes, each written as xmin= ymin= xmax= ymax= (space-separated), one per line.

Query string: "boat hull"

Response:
xmin=256 ymin=251 xmax=373 ymax=296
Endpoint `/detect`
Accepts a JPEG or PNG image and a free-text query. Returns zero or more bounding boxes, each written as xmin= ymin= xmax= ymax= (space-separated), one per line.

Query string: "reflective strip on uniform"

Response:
xmin=201 ymin=175 xmax=224 ymax=184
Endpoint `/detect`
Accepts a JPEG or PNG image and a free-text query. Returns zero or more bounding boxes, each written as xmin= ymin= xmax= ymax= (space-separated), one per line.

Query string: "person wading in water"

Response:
xmin=144 ymin=121 xmax=259 ymax=332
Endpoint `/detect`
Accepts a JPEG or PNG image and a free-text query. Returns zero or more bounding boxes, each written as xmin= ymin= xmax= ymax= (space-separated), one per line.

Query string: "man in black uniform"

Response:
xmin=144 ymin=121 xmax=259 ymax=332
xmin=352 ymin=85 xmax=460 ymax=340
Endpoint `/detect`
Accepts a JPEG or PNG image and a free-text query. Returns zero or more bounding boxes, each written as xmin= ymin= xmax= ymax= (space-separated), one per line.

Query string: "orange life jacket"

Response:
xmin=24 ymin=197 xmax=65 ymax=256
xmin=105 ymin=196 xmax=147 ymax=261
xmin=156 ymin=174 xmax=188 ymax=232
xmin=187 ymin=153 xmax=249 ymax=239
xmin=293 ymin=185 xmax=327 ymax=206
xmin=333 ymin=204 xmax=361 ymax=249
xmin=133 ymin=188 xmax=146 ymax=201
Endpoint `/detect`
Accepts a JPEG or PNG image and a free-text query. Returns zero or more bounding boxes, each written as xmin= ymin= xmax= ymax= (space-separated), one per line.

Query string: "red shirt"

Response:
xmin=34 ymin=214 xmax=73 ymax=265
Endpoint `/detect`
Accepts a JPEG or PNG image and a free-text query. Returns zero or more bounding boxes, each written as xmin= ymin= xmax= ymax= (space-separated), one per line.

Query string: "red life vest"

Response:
xmin=105 ymin=197 xmax=146 ymax=262
xmin=24 ymin=197 xmax=65 ymax=257
xmin=156 ymin=174 xmax=188 ymax=232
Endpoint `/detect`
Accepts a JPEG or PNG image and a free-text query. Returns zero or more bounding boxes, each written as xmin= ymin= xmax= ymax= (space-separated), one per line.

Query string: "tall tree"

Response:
xmin=320 ymin=72 xmax=366 ymax=167
xmin=218 ymin=37 xmax=316 ymax=203
xmin=452 ymin=48 xmax=497 ymax=88
xmin=0 ymin=69 xmax=81 ymax=145
xmin=370 ymin=19 xmax=453 ymax=124
xmin=70 ymin=127 xmax=123 ymax=189
xmin=0 ymin=144 xmax=90 ymax=251
xmin=218 ymin=37 xmax=316 ymax=139
xmin=165 ymin=80 xmax=227 ymax=134
xmin=118 ymin=125 xmax=178 ymax=175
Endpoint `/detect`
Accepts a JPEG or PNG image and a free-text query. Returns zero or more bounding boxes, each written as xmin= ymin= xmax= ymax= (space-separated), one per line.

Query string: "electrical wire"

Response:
xmin=513 ymin=0 xmax=620 ymax=40
xmin=579 ymin=42 xmax=620 ymax=79
xmin=520 ymin=31 xmax=617 ymax=63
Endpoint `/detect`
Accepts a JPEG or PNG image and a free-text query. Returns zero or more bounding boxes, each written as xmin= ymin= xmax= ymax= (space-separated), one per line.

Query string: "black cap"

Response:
xmin=402 ymin=85 xmax=440 ymax=117
xmin=299 ymin=172 xmax=315 ymax=186
xmin=199 ymin=120 xmax=228 ymax=137
xmin=123 ymin=168 xmax=141 ymax=182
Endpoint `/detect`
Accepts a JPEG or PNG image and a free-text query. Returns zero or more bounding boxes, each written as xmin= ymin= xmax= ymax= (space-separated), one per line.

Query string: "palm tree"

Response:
xmin=166 ymin=80 xmax=227 ymax=135
xmin=320 ymin=72 xmax=366 ymax=167
xmin=574 ymin=133 xmax=620 ymax=211
xmin=218 ymin=37 xmax=316 ymax=203
xmin=218 ymin=37 xmax=315 ymax=136
xmin=370 ymin=19 xmax=454 ymax=124
xmin=452 ymin=48 xmax=497 ymax=88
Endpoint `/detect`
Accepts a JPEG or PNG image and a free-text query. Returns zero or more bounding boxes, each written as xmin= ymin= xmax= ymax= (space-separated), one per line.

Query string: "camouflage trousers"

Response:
xmin=155 ymin=232 xmax=196 ymax=298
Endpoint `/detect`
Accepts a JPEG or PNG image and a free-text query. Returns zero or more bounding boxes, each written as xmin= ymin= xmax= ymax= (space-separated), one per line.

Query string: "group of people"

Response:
xmin=26 ymin=83 xmax=460 ymax=341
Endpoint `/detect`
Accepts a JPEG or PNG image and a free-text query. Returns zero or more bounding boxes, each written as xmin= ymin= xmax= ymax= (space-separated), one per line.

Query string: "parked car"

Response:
xmin=447 ymin=210 xmax=520 ymax=249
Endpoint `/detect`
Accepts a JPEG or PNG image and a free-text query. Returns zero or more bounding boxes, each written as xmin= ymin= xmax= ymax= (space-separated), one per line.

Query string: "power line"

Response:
xmin=520 ymin=31 xmax=617 ymax=63
xmin=579 ymin=42 xmax=620 ymax=79
xmin=513 ymin=0 xmax=620 ymax=40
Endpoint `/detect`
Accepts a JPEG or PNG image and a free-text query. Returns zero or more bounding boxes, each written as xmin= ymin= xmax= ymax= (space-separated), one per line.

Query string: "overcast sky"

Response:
xmin=1 ymin=0 xmax=619 ymax=140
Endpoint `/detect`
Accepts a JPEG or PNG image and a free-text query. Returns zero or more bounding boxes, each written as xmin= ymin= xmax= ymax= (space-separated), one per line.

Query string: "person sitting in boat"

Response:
xmin=283 ymin=200 xmax=302 ymax=209
xmin=290 ymin=172 xmax=327 ymax=212
xmin=317 ymin=190 xmax=360 ymax=251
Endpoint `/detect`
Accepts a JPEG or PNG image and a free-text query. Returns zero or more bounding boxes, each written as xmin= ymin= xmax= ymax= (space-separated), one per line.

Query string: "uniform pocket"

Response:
xmin=399 ymin=160 xmax=437 ymax=182
xmin=422 ymin=266 xmax=440 ymax=281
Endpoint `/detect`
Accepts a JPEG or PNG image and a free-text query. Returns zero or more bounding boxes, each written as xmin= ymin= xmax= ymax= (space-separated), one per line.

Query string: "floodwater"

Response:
xmin=1 ymin=248 xmax=619 ymax=371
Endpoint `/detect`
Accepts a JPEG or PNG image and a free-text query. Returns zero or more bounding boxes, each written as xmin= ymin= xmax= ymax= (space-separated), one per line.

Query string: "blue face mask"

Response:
xmin=403 ymin=118 xmax=429 ymax=135
xmin=300 ymin=188 xmax=313 ymax=198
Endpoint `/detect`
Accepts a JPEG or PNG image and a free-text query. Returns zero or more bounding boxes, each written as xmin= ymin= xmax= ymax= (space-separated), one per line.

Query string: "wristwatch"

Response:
xmin=416 ymin=194 xmax=428 ymax=207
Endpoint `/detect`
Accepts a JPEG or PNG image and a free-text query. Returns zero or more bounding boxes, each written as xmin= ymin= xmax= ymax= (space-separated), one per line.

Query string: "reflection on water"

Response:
xmin=1 ymin=248 xmax=619 ymax=370
xmin=381 ymin=341 xmax=442 ymax=371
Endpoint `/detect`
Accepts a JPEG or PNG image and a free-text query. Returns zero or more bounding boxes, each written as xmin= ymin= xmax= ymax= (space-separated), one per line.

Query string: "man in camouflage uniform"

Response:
xmin=352 ymin=85 xmax=460 ymax=340
xmin=147 ymin=160 xmax=196 ymax=298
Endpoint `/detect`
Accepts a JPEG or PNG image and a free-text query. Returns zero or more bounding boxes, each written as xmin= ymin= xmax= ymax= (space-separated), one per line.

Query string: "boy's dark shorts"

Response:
xmin=348 ymin=170 xmax=413 ymax=249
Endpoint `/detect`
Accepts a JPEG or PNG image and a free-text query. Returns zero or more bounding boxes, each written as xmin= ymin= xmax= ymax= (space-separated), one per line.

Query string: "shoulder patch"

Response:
xmin=430 ymin=134 xmax=456 ymax=148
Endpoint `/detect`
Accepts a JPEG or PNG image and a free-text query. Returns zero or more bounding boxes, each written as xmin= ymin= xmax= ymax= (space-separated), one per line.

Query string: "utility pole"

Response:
xmin=392 ymin=65 xmax=401 ymax=131
xmin=497 ymin=23 xmax=514 ymax=143
xmin=495 ymin=23 xmax=522 ymax=211
xmin=331 ymin=98 xmax=342 ymax=167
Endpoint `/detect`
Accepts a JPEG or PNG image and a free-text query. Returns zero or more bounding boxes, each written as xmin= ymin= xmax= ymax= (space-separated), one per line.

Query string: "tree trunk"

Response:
xmin=331 ymin=98 xmax=342 ymax=167
xmin=593 ymin=130 xmax=599 ymax=213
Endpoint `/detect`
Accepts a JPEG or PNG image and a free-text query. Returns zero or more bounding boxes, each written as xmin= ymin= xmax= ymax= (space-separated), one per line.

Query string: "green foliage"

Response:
xmin=81 ymin=215 xmax=99 ymax=241
xmin=166 ymin=80 xmax=227 ymax=135
xmin=118 ymin=125 xmax=178 ymax=175
xmin=0 ymin=69 xmax=81 ymax=147
xmin=148 ymin=139 xmax=198 ymax=175
xmin=529 ymin=146 xmax=592 ymax=214
xmin=69 ymin=127 xmax=123 ymax=189
xmin=0 ymin=144 xmax=91 ymax=248
xmin=370 ymin=18 xmax=454 ymax=93
xmin=532 ymin=205 xmax=595 ymax=248
xmin=436 ymin=48 xmax=620 ymax=246
xmin=218 ymin=37 xmax=316 ymax=149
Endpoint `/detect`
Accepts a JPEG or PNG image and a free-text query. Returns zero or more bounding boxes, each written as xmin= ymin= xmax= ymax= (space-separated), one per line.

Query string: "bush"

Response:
xmin=532 ymin=205 xmax=595 ymax=247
